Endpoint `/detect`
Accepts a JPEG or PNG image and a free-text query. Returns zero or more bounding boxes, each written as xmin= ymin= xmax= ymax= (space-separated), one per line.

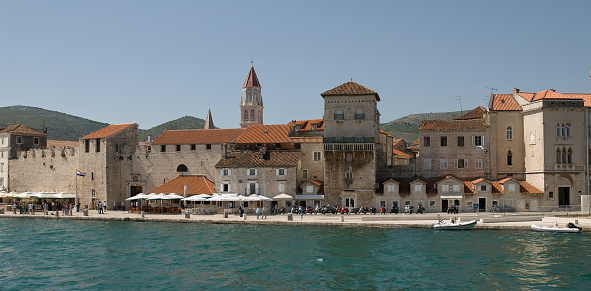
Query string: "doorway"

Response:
xmin=130 ymin=186 xmax=142 ymax=197
xmin=478 ymin=198 xmax=486 ymax=212
xmin=442 ymin=199 xmax=448 ymax=212
xmin=558 ymin=187 xmax=570 ymax=206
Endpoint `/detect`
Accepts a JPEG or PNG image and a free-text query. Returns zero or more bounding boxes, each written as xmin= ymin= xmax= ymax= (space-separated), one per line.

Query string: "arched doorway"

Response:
xmin=557 ymin=176 xmax=571 ymax=206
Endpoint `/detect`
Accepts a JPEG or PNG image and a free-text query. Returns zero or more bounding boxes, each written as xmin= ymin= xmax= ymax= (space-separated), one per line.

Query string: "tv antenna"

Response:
xmin=484 ymin=86 xmax=497 ymax=96
xmin=455 ymin=96 xmax=463 ymax=115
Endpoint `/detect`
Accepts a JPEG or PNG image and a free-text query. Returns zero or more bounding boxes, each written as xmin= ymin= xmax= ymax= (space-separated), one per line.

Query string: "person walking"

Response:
xmin=103 ymin=201 xmax=107 ymax=214
xmin=262 ymin=206 xmax=267 ymax=219
xmin=98 ymin=201 xmax=102 ymax=214
xmin=256 ymin=207 xmax=260 ymax=219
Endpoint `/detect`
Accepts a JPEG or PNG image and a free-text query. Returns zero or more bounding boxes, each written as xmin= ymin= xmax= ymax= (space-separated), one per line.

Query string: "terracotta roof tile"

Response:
xmin=152 ymin=128 xmax=244 ymax=145
xmin=392 ymin=148 xmax=411 ymax=157
xmin=562 ymin=93 xmax=591 ymax=107
xmin=520 ymin=181 xmax=543 ymax=194
xmin=380 ymin=129 xmax=393 ymax=138
xmin=490 ymin=94 xmax=522 ymax=111
xmin=0 ymin=124 xmax=45 ymax=135
xmin=420 ymin=118 xmax=486 ymax=130
xmin=235 ymin=124 xmax=290 ymax=144
xmin=321 ymin=81 xmax=380 ymax=101
xmin=516 ymin=92 xmax=535 ymax=101
xmin=454 ymin=106 xmax=486 ymax=120
xmin=82 ymin=123 xmax=136 ymax=139
xmin=288 ymin=137 xmax=323 ymax=143
xmin=310 ymin=179 xmax=323 ymax=186
xmin=149 ymin=175 xmax=215 ymax=195
xmin=463 ymin=181 xmax=475 ymax=194
xmin=215 ymin=150 xmax=301 ymax=168
xmin=289 ymin=119 xmax=324 ymax=132
xmin=47 ymin=139 xmax=78 ymax=148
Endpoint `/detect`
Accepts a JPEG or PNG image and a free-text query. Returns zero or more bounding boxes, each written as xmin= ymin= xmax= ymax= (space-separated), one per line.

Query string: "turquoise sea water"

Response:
xmin=1 ymin=218 xmax=590 ymax=290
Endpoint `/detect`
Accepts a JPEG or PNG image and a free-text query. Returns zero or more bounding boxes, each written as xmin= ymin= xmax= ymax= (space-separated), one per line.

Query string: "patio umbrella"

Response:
xmin=272 ymin=193 xmax=293 ymax=200
xmin=53 ymin=192 xmax=76 ymax=199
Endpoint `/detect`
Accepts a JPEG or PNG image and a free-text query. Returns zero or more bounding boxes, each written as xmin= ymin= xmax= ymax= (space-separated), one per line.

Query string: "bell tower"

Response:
xmin=240 ymin=65 xmax=264 ymax=128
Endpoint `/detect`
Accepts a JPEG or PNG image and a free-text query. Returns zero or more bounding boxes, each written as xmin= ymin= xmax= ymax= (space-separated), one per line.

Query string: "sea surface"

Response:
xmin=1 ymin=218 xmax=590 ymax=290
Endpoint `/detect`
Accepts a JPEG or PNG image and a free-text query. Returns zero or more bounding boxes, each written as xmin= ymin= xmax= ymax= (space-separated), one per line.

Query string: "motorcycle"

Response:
xmin=390 ymin=206 xmax=399 ymax=214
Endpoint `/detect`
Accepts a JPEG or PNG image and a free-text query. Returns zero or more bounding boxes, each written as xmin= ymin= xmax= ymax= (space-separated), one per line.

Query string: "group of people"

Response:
xmin=11 ymin=201 xmax=77 ymax=216
xmin=255 ymin=206 xmax=268 ymax=219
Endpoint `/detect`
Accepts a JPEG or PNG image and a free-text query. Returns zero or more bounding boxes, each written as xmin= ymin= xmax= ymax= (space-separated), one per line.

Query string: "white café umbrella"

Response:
xmin=126 ymin=193 xmax=149 ymax=200
xmin=272 ymin=193 xmax=293 ymax=200
xmin=53 ymin=192 xmax=76 ymax=199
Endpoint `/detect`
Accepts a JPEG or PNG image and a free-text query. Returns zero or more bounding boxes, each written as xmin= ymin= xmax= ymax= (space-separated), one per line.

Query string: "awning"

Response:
xmin=440 ymin=194 xmax=463 ymax=199
xmin=295 ymin=195 xmax=324 ymax=200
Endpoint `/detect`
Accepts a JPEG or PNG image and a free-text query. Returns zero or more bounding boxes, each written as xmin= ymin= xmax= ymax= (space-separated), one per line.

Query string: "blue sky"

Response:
xmin=1 ymin=1 xmax=590 ymax=130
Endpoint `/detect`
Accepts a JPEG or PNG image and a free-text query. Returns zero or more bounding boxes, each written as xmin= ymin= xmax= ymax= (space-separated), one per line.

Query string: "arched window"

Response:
xmin=176 ymin=164 xmax=188 ymax=172
xmin=556 ymin=149 xmax=561 ymax=164
xmin=251 ymin=110 xmax=255 ymax=120
xmin=506 ymin=126 xmax=512 ymax=140
xmin=244 ymin=110 xmax=248 ymax=120
xmin=506 ymin=150 xmax=513 ymax=166
xmin=561 ymin=148 xmax=567 ymax=164
xmin=567 ymin=148 xmax=573 ymax=164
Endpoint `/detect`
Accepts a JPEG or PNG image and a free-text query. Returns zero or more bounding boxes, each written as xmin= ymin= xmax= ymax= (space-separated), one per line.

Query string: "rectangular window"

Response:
xmin=458 ymin=136 xmax=464 ymax=147
xmin=95 ymin=139 xmax=101 ymax=152
xmin=423 ymin=158 xmax=431 ymax=169
xmin=206 ymin=144 xmax=212 ymax=150
xmin=302 ymin=169 xmax=308 ymax=180
xmin=440 ymin=136 xmax=447 ymax=147
xmin=313 ymin=152 xmax=322 ymax=161
xmin=346 ymin=198 xmax=355 ymax=208
xmin=440 ymin=159 xmax=448 ymax=169
xmin=161 ymin=145 xmax=166 ymax=152
xmin=387 ymin=184 xmax=395 ymax=192
xmin=442 ymin=185 xmax=449 ymax=192
xmin=424 ymin=136 xmax=430 ymax=147
xmin=85 ymin=140 xmax=90 ymax=153
xmin=354 ymin=109 xmax=365 ymax=120
xmin=480 ymin=185 xmax=487 ymax=191
xmin=0 ymin=162 xmax=3 ymax=173
xmin=306 ymin=185 xmax=314 ymax=193
xmin=176 ymin=145 xmax=181 ymax=151
xmin=221 ymin=168 xmax=231 ymax=176
xmin=452 ymin=184 xmax=460 ymax=192
xmin=247 ymin=182 xmax=258 ymax=194
xmin=247 ymin=168 xmax=257 ymax=176
xmin=508 ymin=183 xmax=516 ymax=192
xmin=472 ymin=136 xmax=484 ymax=146
xmin=222 ymin=184 xmax=230 ymax=192
xmin=276 ymin=168 xmax=286 ymax=176
xmin=278 ymin=183 xmax=285 ymax=193
xmin=346 ymin=153 xmax=353 ymax=161
xmin=334 ymin=109 xmax=344 ymax=120
xmin=16 ymin=136 xmax=22 ymax=144
xmin=34 ymin=137 xmax=39 ymax=145
xmin=191 ymin=144 xmax=196 ymax=151
xmin=414 ymin=184 xmax=422 ymax=192
xmin=455 ymin=159 xmax=467 ymax=169
xmin=475 ymin=159 xmax=483 ymax=169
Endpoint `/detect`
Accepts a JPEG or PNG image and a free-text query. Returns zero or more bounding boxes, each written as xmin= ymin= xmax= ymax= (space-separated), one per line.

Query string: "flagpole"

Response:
xmin=75 ymin=171 xmax=79 ymax=212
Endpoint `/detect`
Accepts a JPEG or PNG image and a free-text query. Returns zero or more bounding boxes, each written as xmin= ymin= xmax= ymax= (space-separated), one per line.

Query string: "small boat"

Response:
xmin=433 ymin=216 xmax=477 ymax=230
xmin=531 ymin=224 xmax=582 ymax=233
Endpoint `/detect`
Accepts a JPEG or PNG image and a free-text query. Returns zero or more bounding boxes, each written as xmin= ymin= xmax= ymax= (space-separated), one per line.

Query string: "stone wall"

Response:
xmin=9 ymin=147 xmax=78 ymax=193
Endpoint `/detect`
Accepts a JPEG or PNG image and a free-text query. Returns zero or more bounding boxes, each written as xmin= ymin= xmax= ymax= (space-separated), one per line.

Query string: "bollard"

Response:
xmin=0 ymin=208 xmax=4 ymax=214
xmin=83 ymin=209 xmax=88 ymax=217
xmin=287 ymin=213 xmax=293 ymax=221
xmin=243 ymin=214 xmax=247 ymax=220
xmin=140 ymin=211 xmax=145 ymax=218
xmin=185 ymin=211 xmax=190 ymax=219
xmin=340 ymin=214 xmax=344 ymax=222
xmin=224 ymin=210 xmax=229 ymax=218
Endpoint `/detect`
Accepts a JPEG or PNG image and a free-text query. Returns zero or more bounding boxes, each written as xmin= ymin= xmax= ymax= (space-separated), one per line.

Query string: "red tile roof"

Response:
xmin=516 ymin=92 xmax=535 ymax=101
xmin=310 ymin=179 xmax=323 ymax=186
xmin=243 ymin=65 xmax=260 ymax=87
xmin=321 ymin=81 xmax=380 ymax=101
xmin=235 ymin=124 xmax=290 ymax=144
xmin=82 ymin=123 xmax=136 ymax=139
xmin=380 ymin=129 xmax=393 ymax=138
xmin=149 ymin=175 xmax=215 ymax=195
xmin=47 ymin=139 xmax=79 ymax=148
xmin=0 ymin=124 xmax=46 ymax=135
xmin=490 ymin=94 xmax=522 ymax=111
xmin=289 ymin=119 xmax=324 ymax=132
xmin=520 ymin=181 xmax=543 ymax=194
xmin=454 ymin=106 xmax=486 ymax=120
xmin=392 ymin=148 xmax=411 ymax=157
xmin=152 ymin=128 xmax=244 ymax=145
xmin=288 ymin=137 xmax=323 ymax=143
xmin=215 ymin=150 xmax=301 ymax=168
xmin=420 ymin=118 xmax=487 ymax=130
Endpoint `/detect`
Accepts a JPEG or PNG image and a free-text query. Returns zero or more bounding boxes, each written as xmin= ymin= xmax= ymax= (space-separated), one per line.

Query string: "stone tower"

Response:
xmin=321 ymin=81 xmax=381 ymax=207
xmin=240 ymin=65 xmax=264 ymax=128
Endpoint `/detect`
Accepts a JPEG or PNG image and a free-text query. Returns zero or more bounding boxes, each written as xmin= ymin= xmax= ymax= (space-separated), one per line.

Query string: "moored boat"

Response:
xmin=433 ymin=216 xmax=477 ymax=230
xmin=531 ymin=224 xmax=582 ymax=233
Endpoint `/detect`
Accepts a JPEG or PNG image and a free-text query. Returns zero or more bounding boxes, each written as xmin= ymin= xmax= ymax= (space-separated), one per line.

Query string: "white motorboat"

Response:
xmin=433 ymin=217 xmax=477 ymax=230
xmin=531 ymin=224 xmax=582 ymax=233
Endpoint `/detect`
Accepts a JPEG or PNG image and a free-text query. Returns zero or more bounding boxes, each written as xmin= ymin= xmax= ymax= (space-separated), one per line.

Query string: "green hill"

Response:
xmin=380 ymin=111 xmax=464 ymax=143
xmin=138 ymin=116 xmax=205 ymax=141
xmin=0 ymin=106 xmax=205 ymax=141
xmin=0 ymin=105 xmax=108 ymax=140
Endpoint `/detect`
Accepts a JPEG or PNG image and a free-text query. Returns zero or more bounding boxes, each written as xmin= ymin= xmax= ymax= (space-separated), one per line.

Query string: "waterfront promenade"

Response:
xmin=2 ymin=208 xmax=590 ymax=231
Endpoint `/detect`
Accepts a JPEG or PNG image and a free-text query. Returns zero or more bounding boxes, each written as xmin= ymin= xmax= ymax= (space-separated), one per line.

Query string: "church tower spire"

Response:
xmin=240 ymin=65 xmax=264 ymax=128
xmin=204 ymin=109 xmax=215 ymax=129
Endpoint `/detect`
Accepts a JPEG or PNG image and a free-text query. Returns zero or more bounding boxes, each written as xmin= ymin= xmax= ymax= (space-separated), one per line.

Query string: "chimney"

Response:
xmin=147 ymin=135 xmax=152 ymax=143
xmin=512 ymin=88 xmax=520 ymax=94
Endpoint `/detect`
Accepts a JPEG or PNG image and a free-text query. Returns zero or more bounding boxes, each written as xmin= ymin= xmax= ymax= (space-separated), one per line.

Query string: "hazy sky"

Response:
xmin=1 ymin=1 xmax=590 ymax=130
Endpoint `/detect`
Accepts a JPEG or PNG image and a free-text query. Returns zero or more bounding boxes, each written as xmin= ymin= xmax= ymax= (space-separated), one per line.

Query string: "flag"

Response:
xmin=76 ymin=170 xmax=86 ymax=177
xmin=564 ymin=123 xmax=571 ymax=128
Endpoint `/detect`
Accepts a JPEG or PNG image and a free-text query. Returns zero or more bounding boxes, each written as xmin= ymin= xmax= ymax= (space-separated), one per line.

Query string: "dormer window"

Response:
xmin=295 ymin=125 xmax=301 ymax=131
xmin=311 ymin=124 xmax=317 ymax=130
